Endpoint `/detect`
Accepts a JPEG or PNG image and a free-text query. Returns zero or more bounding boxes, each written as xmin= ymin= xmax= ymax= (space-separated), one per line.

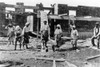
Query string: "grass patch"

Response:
xmin=63 ymin=31 xmax=93 ymax=40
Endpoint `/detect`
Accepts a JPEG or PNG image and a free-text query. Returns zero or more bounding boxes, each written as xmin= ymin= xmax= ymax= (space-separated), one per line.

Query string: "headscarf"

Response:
xmin=55 ymin=24 xmax=62 ymax=35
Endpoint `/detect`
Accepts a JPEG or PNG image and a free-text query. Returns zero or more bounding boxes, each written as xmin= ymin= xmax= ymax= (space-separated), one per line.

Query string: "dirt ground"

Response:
xmin=0 ymin=37 xmax=100 ymax=67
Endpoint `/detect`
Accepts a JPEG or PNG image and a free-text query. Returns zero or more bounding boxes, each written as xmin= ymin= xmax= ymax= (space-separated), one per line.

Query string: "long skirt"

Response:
xmin=56 ymin=34 xmax=63 ymax=47
xmin=24 ymin=32 xmax=30 ymax=43
xmin=8 ymin=31 xmax=15 ymax=41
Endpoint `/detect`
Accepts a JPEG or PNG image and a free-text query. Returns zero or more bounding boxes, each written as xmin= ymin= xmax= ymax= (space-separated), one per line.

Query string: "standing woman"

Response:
xmin=6 ymin=23 xmax=15 ymax=46
xmin=52 ymin=24 xmax=63 ymax=51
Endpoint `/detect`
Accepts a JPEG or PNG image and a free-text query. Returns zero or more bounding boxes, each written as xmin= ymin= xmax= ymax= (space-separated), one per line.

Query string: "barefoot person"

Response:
xmin=22 ymin=22 xmax=37 ymax=49
xmin=14 ymin=24 xmax=22 ymax=50
xmin=52 ymin=24 xmax=63 ymax=51
xmin=5 ymin=23 xmax=15 ymax=46
xmin=40 ymin=21 xmax=50 ymax=52
xmin=91 ymin=22 xmax=100 ymax=48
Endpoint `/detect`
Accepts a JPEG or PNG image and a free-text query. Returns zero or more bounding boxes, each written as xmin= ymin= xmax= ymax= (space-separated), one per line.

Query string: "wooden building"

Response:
xmin=0 ymin=2 xmax=100 ymax=37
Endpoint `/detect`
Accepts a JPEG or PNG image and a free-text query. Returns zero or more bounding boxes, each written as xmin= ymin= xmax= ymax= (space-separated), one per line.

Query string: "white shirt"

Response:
xmin=21 ymin=26 xmax=30 ymax=35
xmin=54 ymin=28 xmax=62 ymax=41
xmin=6 ymin=26 xmax=14 ymax=35
xmin=41 ymin=24 xmax=49 ymax=31
xmin=14 ymin=25 xmax=22 ymax=34
xmin=71 ymin=29 xmax=78 ymax=39
xmin=54 ymin=29 xmax=62 ymax=35
xmin=93 ymin=27 xmax=100 ymax=37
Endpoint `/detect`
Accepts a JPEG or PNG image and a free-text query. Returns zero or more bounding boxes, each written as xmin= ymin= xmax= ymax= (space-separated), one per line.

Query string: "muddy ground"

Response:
xmin=0 ymin=37 xmax=100 ymax=67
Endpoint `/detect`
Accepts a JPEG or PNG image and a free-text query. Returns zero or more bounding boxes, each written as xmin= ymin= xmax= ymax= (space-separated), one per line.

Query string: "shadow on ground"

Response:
xmin=56 ymin=46 xmax=89 ymax=52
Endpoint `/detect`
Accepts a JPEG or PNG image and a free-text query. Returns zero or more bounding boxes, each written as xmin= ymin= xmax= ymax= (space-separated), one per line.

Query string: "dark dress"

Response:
xmin=42 ymin=30 xmax=49 ymax=42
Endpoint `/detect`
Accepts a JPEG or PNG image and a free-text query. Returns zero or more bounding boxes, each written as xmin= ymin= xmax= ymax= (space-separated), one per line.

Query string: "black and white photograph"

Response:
xmin=0 ymin=0 xmax=100 ymax=67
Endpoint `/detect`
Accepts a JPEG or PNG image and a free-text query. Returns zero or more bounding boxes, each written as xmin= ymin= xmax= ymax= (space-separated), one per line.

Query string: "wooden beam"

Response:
xmin=5 ymin=4 xmax=39 ymax=9
xmin=58 ymin=13 xmax=67 ymax=16
xmin=68 ymin=6 xmax=77 ymax=10
xmin=43 ymin=7 xmax=53 ymax=10
xmin=5 ymin=4 xmax=14 ymax=8
xmin=86 ymin=54 xmax=100 ymax=60
xmin=24 ymin=5 xmax=39 ymax=9
xmin=48 ymin=15 xmax=69 ymax=20
xmin=33 ymin=57 xmax=65 ymax=67
xmin=76 ymin=17 xmax=100 ymax=21
xmin=34 ymin=57 xmax=65 ymax=61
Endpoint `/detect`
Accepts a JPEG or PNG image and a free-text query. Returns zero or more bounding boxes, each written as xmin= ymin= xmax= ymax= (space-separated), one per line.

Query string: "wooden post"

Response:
xmin=37 ymin=18 xmax=39 ymax=39
xmin=37 ymin=10 xmax=40 ymax=39
xmin=53 ymin=59 xmax=56 ymax=67
xmin=32 ymin=57 xmax=65 ymax=67
xmin=0 ymin=3 xmax=5 ymax=37
xmin=68 ymin=16 xmax=71 ymax=36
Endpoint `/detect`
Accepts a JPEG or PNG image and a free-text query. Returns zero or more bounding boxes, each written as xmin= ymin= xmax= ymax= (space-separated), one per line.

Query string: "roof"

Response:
xmin=48 ymin=15 xmax=100 ymax=21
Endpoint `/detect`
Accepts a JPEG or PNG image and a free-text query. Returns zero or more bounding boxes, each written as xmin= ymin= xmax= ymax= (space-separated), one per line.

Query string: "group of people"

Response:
xmin=5 ymin=23 xmax=22 ymax=48
xmin=69 ymin=21 xmax=100 ymax=49
xmin=40 ymin=20 xmax=79 ymax=52
xmin=5 ymin=22 xmax=35 ymax=50
xmin=6 ymin=20 xmax=100 ymax=51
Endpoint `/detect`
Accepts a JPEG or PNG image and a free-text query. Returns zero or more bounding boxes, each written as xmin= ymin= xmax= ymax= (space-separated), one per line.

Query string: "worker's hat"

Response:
xmin=8 ymin=23 xmax=13 ymax=27
xmin=72 ymin=25 xmax=76 ymax=28
xmin=57 ymin=24 xmax=61 ymax=27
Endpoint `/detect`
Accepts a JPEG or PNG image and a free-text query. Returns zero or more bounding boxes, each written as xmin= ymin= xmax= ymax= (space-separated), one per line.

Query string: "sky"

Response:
xmin=1 ymin=0 xmax=100 ymax=12
xmin=0 ymin=0 xmax=100 ymax=7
